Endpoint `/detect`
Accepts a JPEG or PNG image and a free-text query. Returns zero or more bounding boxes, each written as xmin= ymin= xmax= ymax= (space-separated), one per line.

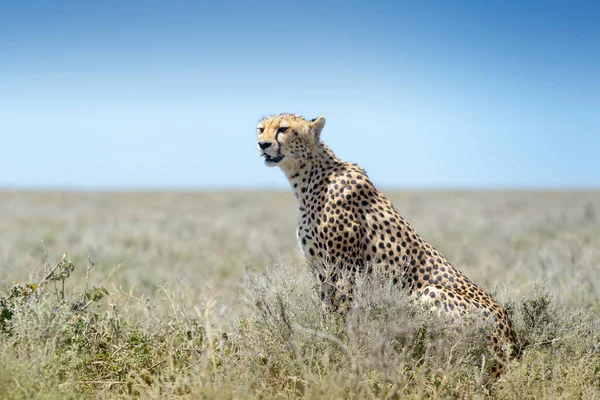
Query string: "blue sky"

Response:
xmin=1 ymin=0 xmax=598 ymax=189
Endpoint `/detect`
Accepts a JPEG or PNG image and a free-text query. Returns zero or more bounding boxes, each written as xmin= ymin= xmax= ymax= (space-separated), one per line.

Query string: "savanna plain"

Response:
xmin=0 ymin=190 xmax=599 ymax=399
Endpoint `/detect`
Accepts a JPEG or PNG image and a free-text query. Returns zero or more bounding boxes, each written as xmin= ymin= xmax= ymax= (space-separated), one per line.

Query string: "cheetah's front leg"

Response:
xmin=313 ymin=261 xmax=355 ymax=315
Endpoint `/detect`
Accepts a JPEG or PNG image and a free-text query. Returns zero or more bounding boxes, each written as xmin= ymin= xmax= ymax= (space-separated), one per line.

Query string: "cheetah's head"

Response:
xmin=256 ymin=113 xmax=326 ymax=168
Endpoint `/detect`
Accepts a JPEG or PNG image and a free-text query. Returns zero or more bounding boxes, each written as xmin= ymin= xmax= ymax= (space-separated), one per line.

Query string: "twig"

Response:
xmin=38 ymin=259 xmax=61 ymax=286
xmin=293 ymin=323 xmax=361 ymax=374
xmin=41 ymin=239 xmax=51 ymax=272
xmin=41 ymin=239 xmax=59 ymax=296
xmin=175 ymin=277 xmax=195 ymax=334
xmin=81 ymin=250 xmax=95 ymax=303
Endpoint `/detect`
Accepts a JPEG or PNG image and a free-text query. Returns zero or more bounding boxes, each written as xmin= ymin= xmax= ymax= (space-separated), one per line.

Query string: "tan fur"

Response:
xmin=256 ymin=113 xmax=520 ymax=361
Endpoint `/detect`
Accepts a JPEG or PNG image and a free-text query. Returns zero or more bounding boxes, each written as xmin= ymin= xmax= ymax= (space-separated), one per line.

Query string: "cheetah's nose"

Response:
xmin=258 ymin=141 xmax=272 ymax=150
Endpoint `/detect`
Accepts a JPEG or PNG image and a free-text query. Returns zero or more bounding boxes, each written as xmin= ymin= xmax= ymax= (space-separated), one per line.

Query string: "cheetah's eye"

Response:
xmin=277 ymin=127 xmax=289 ymax=133
xmin=258 ymin=127 xmax=264 ymax=134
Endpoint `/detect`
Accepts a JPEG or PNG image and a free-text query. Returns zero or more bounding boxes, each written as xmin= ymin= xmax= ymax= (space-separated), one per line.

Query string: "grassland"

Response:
xmin=0 ymin=190 xmax=599 ymax=399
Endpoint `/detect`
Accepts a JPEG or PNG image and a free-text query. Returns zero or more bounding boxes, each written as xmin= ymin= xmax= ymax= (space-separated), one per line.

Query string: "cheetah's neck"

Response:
xmin=281 ymin=141 xmax=341 ymax=207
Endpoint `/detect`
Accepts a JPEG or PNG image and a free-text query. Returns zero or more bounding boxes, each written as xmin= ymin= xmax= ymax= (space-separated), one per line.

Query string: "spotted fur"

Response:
xmin=256 ymin=113 xmax=520 ymax=360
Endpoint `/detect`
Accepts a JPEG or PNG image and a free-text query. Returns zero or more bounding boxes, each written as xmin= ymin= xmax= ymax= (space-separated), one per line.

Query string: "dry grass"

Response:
xmin=0 ymin=190 xmax=599 ymax=399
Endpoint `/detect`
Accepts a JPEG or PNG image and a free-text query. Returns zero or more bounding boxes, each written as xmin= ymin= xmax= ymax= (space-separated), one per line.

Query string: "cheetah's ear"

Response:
xmin=309 ymin=116 xmax=326 ymax=138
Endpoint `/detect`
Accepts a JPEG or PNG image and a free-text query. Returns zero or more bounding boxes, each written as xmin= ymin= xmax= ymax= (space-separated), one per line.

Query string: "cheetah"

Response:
xmin=256 ymin=113 xmax=520 ymax=361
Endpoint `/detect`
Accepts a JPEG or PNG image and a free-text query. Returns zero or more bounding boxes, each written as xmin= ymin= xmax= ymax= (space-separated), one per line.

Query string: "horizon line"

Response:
xmin=1 ymin=185 xmax=599 ymax=193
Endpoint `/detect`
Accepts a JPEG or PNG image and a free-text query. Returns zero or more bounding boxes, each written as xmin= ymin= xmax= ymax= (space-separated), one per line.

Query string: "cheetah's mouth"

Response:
xmin=264 ymin=154 xmax=285 ymax=164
